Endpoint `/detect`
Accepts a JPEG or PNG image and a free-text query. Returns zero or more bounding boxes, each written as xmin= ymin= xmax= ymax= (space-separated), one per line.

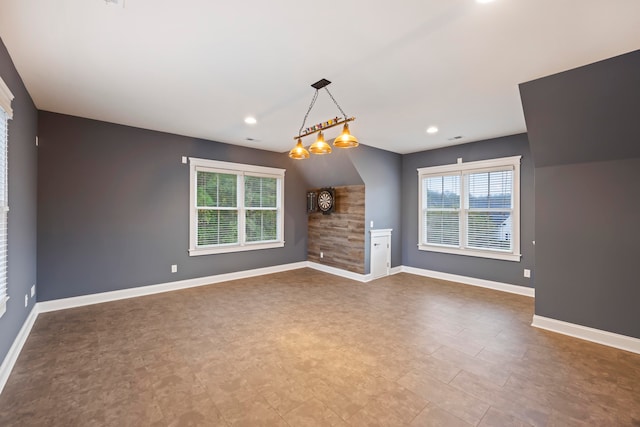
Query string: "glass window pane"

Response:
xmin=467 ymin=212 xmax=512 ymax=251
xmin=424 ymin=175 xmax=460 ymax=209
xmin=197 ymin=171 xmax=237 ymax=207
xmin=197 ymin=209 xmax=238 ymax=246
xmin=424 ymin=211 xmax=459 ymax=246
xmin=246 ymin=209 xmax=278 ymax=242
xmin=467 ymin=170 xmax=512 ymax=209
xmin=245 ymin=176 xmax=277 ymax=208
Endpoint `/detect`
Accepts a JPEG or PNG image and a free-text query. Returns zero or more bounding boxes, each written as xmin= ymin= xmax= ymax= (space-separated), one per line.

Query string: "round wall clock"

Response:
xmin=317 ymin=188 xmax=335 ymax=214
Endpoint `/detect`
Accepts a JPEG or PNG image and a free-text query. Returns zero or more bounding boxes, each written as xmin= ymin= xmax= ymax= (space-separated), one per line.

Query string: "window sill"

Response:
xmin=0 ymin=296 xmax=8 ymax=318
xmin=418 ymin=244 xmax=521 ymax=262
xmin=189 ymin=241 xmax=285 ymax=256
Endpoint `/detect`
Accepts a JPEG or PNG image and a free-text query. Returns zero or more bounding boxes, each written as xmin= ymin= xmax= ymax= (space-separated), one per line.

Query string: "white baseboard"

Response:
xmin=389 ymin=266 xmax=403 ymax=275
xmin=307 ymin=261 xmax=372 ymax=282
xmin=532 ymin=315 xmax=640 ymax=355
xmin=38 ymin=261 xmax=308 ymax=313
xmin=0 ymin=305 xmax=39 ymax=394
xmin=401 ymin=266 xmax=535 ymax=297
xmin=34 ymin=263 xmax=530 ymax=315
xmin=306 ymin=262 xmax=403 ymax=282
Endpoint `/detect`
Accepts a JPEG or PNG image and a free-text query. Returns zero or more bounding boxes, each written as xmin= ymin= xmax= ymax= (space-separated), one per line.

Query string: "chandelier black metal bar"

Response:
xmin=289 ymin=78 xmax=359 ymax=160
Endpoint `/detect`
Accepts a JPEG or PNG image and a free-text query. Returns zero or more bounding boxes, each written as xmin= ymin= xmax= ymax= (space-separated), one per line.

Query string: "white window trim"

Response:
xmin=188 ymin=157 xmax=285 ymax=256
xmin=417 ymin=155 xmax=521 ymax=262
xmin=0 ymin=76 xmax=12 ymax=318
xmin=0 ymin=77 xmax=14 ymax=119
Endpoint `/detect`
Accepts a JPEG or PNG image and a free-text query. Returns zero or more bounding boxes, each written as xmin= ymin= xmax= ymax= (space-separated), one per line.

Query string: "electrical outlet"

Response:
xmin=370 ymin=221 xmax=374 ymax=228
xmin=31 ymin=285 xmax=36 ymax=297
xmin=24 ymin=294 xmax=28 ymax=307
xmin=320 ymin=252 xmax=324 ymax=259
xmin=524 ymin=269 xmax=531 ymax=278
xmin=181 ymin=156 xmax=187 ymax=164
xmin=171 ymin=264 xmax=177 ymax=273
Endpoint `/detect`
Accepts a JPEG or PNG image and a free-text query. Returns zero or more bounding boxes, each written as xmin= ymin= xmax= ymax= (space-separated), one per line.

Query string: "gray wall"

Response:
xmin=37 ymin=112 xmax=308 ymax=301
xmin=535 ymin=159 xmax=640 ymax=338
xmin=292 ymin=146 xmax=363 ymax=189
xmin=0 ymin=39 xmax=38 ymax=363
xmin=348 ymin=145 xmax=402 ymax=274
xmin=401 ymin=134 xmax=535 ymax=287
xmin=520 ymin=49 xmax=640 ymax=338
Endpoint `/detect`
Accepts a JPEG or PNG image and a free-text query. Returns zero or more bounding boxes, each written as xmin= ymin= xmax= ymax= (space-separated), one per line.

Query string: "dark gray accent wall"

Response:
xmin=0 ymin=39 xmax=38 ymax=364
xmin=520 ymin=49 xmax=640 ymax=338
xmin=535 ymin=159 xmax=640 ymax=338
xmin=401 ymin=134 xmax=535 ymax=287
xmin=37 ymin=112 xmax=308 ymax=301
xmin=348 ymin=145 xmax=402 ymax=274
xmin=520 ymin=49 xmax=640 ymax=167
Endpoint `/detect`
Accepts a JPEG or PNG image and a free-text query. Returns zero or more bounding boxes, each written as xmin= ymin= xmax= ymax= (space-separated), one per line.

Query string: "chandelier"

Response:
xmin=289 ymin=78 xmax=359 ymax=160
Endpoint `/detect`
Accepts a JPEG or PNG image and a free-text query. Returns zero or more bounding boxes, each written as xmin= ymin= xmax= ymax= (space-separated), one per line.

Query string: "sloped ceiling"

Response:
xmin=1 ymin=0 xmax=639 ymax=154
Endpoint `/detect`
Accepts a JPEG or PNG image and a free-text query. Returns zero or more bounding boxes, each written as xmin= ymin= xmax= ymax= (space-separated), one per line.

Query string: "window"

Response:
xmin=189 ymin=158 xmax=285 ymax=256
xmin=0 ymin=77 xmax=13 ymax=318
xmin=418 ymin=156 xmax=521 ymax=261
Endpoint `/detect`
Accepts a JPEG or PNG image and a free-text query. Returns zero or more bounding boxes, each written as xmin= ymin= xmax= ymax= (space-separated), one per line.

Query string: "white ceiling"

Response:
xmin=1 ymin=0 xmax=639 ymax=154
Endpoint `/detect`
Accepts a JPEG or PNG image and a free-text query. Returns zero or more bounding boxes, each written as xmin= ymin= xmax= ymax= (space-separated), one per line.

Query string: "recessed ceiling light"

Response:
xmin=426 ymin=126 xmax=439 ymax=134
xmin=244 ymin=117 xmax=257 ymax=125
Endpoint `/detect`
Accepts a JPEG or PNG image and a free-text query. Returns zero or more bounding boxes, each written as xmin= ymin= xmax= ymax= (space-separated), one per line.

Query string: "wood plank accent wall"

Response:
xmin=307 ymin=185 xmax=365 ymax=274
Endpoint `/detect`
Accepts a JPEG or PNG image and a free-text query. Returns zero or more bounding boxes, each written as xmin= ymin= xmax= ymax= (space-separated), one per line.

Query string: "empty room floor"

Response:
xmin=0 ymin=269 xmax=638 ymax=426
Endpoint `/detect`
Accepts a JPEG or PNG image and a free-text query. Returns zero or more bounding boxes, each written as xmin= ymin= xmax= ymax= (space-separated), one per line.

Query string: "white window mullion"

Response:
xmin=512 ymin=162 xmax=521 ymax=256
xmin=238 ymin=174 xmax=245 ymax=246
xmin=460 ymin=172 xmax=466 ymax=250
xmin=189 ymin=162 xmax=197 ymax=252
xmin=277 ymin=178 xmax=282 ymax=241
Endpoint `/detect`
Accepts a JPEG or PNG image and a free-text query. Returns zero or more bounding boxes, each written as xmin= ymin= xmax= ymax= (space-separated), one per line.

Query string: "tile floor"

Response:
xmin=0 ymin=269 xmax=639 ymax=426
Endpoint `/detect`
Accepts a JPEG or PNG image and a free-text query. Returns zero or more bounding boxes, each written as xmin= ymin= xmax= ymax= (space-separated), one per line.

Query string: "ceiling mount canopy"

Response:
xmin=288 ymin=79 xmax=359 ymax=160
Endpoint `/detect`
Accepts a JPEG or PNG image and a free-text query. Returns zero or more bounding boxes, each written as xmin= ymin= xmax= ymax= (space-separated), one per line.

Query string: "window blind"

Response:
xmin=423 ymin=174 xmax=460 ymax=246
xmin=196 ymin=171 xmax=238 ymax=246
xmin=465 ymin=169 xmax=513 ymax=251
xmin=417 ymin=155 xmax=520 ymax=261
xmin=244 ymin=176 xmax=278 ymax=242
xmin=189 ymin=157 xmax=285 ymax=256
xmin=0 ymin=108 xmax=8 ymax=313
